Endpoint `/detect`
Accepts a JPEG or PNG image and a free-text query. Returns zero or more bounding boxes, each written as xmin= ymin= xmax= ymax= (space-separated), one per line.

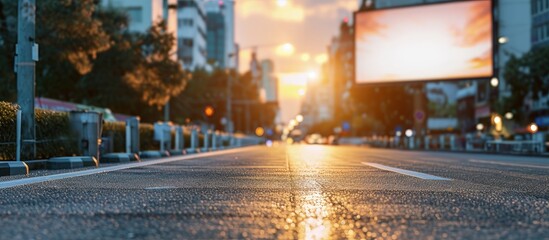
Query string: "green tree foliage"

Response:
xmin=502 ymin=46 xmax=549 ymax=123
xmin=124 ymin=21 xmax=188 ymax=108
xmin=0 ymin=1 xmax=188 ymax=122
xmin=350 ymin=85 xmax=414 ymax=135
xmin=171 ymin=68 xmax=276 ymax=132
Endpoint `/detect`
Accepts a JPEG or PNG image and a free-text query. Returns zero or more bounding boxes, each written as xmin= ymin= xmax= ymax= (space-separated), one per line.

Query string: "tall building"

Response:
xmin=530 ymin=0 xmax=549 ymax=130
xmin=100 ymin=0 xmax=164 ymax=33
xmin=100 ymin=0 xmax=178 ymax=59
xmin=330 ymin=21 xmax=354 ymax=128
xmin=164 ymin=0 xmax=178 ymax=61
xmin=206 ymin=11 xmax=226 ymax=68
xmin=532 ymin=0 xmax=549 ymax=48
xmin=301 ymin=64 xmax=334 ymax=127
xmin=204 ymin=0 xmax=236 ymax=69
xmin=177 ymin=0 xmax=207 ymax=70
xmin=260 ymin=60 xmax=278 ymax=103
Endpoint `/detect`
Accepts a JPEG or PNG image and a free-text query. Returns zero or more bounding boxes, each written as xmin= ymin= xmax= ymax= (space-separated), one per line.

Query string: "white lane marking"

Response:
xmin=145 ymin=186 xmax=177 ymax=190
xmin=0 ymin=147 xmax=255 ymax=189
xmin=469 ymin=159 xmax=549 ymax=169
xmin=361 ymin=162 xmax=451 ymax=180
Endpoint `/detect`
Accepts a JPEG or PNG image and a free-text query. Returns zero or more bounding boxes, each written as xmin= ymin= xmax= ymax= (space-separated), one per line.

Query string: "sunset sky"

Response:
xmin=235 ymin=0 xmax=359 ymax=123
xmin=355 ymin=0 xmax=493 ymax=83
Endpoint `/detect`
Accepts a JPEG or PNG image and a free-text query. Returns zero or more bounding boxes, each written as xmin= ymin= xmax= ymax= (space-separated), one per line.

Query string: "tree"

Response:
xmin=350 ymin=85 xmax=414 ymax=135
xmin=0 ymin=0 xmax=111 ymax=102
xmin=502 ymin=46 xmax=549 ymax=124
xmin=124 ymin=20 xmax=188 ymax=109
xmin=0 ymin=1 xmax=189 ymax=122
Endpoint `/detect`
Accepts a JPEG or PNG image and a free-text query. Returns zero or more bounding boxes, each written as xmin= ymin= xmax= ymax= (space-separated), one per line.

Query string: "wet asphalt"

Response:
xmin=0 ymin=144 xmax=548 ymax=239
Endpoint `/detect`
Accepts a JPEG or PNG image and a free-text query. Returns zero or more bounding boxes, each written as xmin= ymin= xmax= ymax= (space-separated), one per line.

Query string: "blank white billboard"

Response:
xmin=355 ymin=0 xmax=493 ymax=84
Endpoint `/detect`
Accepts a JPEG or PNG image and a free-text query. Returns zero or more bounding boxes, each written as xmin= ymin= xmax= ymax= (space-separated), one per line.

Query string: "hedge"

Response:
xmin=0 ymin=101 xmax=79 ymax=161
xmin=0 ymin=102 xmax=18 ymax=160
xmin=102 ymin=122 xmax=202 ymax=152
xmin=1 ymin=101 xmax=219 ymax=160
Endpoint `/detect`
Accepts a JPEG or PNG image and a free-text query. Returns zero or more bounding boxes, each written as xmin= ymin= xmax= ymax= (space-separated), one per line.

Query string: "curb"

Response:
xmin=168 ymin=150 xmax=187 ymax=156
xmin=185 ymin=148 xmax=201 ymax=154
xmin=102 ymin=153 xmax=140 ymax=163
xmin=0 ymin=162 xmax=29 ymax=176
xmin=47 ymin=156 xmax=98 ymax=170
xmin=139 ymin=151 xmax=170 ymax=159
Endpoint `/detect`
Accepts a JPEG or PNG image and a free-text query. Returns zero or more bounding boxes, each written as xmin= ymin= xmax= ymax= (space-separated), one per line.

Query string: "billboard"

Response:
xmin=355 ymin=0 xmax=493 ymax=84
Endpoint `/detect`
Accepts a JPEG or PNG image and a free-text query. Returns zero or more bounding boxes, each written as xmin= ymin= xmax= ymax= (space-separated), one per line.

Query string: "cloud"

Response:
xmin=303 ymin=1 xmax=357 ymax=18
xmin=237 ymin=0 xmax=305 ymax=22
xmin=237 ymin=0 xmax=358 ymax=22
xmin=454 ymin=2 xmax=492 ymax=47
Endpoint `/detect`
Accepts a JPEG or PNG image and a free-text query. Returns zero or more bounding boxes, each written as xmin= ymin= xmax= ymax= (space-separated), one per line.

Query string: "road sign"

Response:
xmin=414 ymin=111 xmax=425 ymax=122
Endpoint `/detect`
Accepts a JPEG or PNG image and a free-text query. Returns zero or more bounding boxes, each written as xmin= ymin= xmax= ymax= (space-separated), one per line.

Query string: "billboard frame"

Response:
xmin=352 ymin=0 xmax=496 ymax=87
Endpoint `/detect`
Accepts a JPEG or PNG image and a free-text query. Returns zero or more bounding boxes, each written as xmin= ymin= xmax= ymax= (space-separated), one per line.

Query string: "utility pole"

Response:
xmin=16 ymin=0 xmax=37 ymax=159
xmin=226 ymin=69 xmax=232 ymax=133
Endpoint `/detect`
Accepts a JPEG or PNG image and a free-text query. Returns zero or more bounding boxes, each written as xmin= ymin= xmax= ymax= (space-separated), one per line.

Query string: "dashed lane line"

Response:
xmin=469 ymin=159 xmax=549 ymax=169
xmin=361 ymin=162 xmax=451 ymax=180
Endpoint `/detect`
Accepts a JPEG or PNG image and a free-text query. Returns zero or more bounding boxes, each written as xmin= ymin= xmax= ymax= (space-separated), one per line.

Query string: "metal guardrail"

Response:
xmin=485 ymin=141 xmax=545 ymax=154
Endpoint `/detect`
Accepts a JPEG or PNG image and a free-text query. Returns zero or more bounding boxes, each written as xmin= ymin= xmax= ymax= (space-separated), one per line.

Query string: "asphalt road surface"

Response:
xmin=0 ymin=145 xmax=548 ymax=239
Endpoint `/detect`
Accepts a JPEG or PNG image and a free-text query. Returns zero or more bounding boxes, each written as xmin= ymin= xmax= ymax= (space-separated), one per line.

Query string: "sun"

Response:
xmin=276 ymin=0 xmax=288 ymax=7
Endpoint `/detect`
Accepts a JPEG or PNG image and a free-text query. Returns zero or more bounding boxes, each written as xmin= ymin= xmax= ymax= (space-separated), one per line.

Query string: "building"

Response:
xmin=101 ymin=0 xmax=164 ymax=33
xmin=259 ymin=60 xmax=278 ymax=103
xmin=532 ymin=0 xmax=549 ymax=48
xmin=204 ymin=0 xmax=237 ymax=69
xmin=100 ymin=0 xmax=178 ymax=59
xmin=177 ymin=0 xmax=207 ymax=70
xmin=206 ymin=11 xmax=226 ymax=68
xmin=330 ymin=21 xmax=355 ymax=129
xmin=301 ymin=66 xmax=334 ymax=127
xmin=164 ymin=0 xmax=178 ymax=61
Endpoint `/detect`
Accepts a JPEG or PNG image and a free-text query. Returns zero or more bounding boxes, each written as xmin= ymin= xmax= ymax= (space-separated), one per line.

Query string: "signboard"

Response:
xmin=354 ymin=0 xmax=493 ymax=84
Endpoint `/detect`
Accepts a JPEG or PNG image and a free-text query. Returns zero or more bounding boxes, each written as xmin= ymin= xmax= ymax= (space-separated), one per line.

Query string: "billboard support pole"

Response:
xmin=412 ymin=83 xmax=427 ymax=147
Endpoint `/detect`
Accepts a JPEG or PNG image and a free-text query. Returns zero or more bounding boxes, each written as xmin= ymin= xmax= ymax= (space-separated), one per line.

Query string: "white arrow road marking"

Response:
xmin=362 ymin=162 xmax=451 ymax=180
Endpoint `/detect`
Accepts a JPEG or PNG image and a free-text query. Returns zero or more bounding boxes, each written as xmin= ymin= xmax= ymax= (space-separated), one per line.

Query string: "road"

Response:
xmin=0 ymin=145 xmax=548 ymax=239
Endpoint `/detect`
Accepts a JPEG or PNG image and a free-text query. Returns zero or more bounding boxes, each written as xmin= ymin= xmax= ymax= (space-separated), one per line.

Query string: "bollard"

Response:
xmin=175 ymin=126 xmax=184 ymax=151
xmin=425 ymin=136 xmax=430 ymax=150
xmin=201 ymin=130 xmax=210 ymax=152
xmin=186 ymin=127 xmax=199 ymax=154
xmin=439 ymin=135 xmax=445 ymax=150
xmin=125 ymin=117 xmax=139 ymax=154
xmin=211 ymin=131 xmax=218 ymax=151
xmin=16 ymin=110 xmax=22 ymax=162
xmin=69 ymin=111 xmax=102 ymax=160
xmin=450 ymin=135 xmax=456 ymax=151
xmin=125 ymin=124 xmax=131 ymax=154
xmin=409 ymin=137 xmax=415 ymax=149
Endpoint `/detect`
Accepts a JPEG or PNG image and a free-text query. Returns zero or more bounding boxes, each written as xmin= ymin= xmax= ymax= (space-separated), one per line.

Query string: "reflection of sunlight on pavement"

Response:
xmin=286 ymin=145 xmax=388 ymax=239
xmin=288 ymin=145 xmax=333 ymax=240
xmin=299 ymin=192 xmax=332 ymax=240
xmin=291 ymin=145 xmax=331 ymax=168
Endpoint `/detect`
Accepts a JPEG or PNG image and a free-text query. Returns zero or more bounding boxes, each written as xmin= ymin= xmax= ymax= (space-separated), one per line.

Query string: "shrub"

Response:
xmin=0 ymin=101 xmax=78 ymax=161
xmin=102 ymin=121 xmax=126 ymax=153
xmin=35 ymin=109 xmax=79 ymax=159
xmin=139 ymin=123 xmax=158 ymax=150
xmin=0 ymin=102 xmax=18 ymax=160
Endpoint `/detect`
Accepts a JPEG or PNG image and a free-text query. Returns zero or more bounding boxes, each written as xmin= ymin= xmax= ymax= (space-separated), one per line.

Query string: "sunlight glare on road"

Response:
xmin=299 ymin=192 xmax=332 ymax=240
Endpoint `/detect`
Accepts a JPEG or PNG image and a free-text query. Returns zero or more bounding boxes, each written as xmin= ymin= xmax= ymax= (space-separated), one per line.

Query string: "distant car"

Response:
xmin=306 ymin=134 xmax=326 ymax=144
